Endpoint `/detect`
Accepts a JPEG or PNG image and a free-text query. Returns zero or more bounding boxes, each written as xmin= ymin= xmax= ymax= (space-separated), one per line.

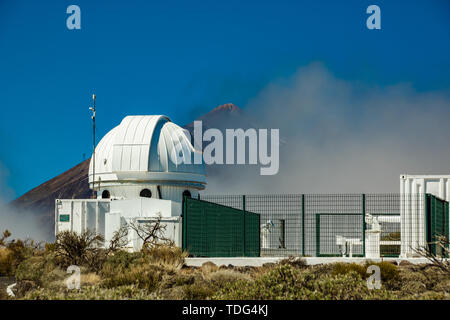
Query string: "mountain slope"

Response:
xmin=10 ymin=160 xmax=91 ymax=235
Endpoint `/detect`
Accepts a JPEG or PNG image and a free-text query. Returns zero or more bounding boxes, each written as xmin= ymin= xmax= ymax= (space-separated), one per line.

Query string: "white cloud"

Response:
xmin=205 ymin=62 xmax=450 ymax=194
xmin=0 ymin=162 xmax=49 ymax=242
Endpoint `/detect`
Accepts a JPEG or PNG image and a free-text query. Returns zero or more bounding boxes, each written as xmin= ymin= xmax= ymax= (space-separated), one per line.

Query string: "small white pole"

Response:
xmin=89 ymin=94 xmax=96 ymax=198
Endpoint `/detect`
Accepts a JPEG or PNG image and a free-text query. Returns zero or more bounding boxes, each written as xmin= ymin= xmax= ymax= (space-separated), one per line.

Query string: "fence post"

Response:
xmin=242 ymin=195 xmax=246 ymax=257
xmin=362 ymin=194 xmax=366 ymax=257
xmin=302 ymin=194 xmax=305 ymax=257
xmin=441 ymin=197 xmax=448 ymax=258
xmin=425 ymin=194 xmax=430 ymax=252
xmin=258 ymin=212 xmax=261 ymax=257
xmin=315 ymin=214 xmax=320 ymax=257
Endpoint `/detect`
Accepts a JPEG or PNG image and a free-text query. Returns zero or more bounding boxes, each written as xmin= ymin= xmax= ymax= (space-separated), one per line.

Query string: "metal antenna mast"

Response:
xmin=89 ymin=94 xmax=96 ymax=198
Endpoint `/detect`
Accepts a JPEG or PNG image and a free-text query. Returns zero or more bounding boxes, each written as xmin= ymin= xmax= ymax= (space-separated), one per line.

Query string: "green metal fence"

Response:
xmin=426 ymin=194 xmax=449 ymax=257
xmin=182 ymin=196 xmax=260 ymax=257
xmin=315 ymin=213 xmax=364 ymax=257
xmin=200 ymin=194 xmax=405 ymax=258
xmin=314 ymin=212 xmax=401 ymax=257
xmin=191 ymin=193 xmax=449 ymax=258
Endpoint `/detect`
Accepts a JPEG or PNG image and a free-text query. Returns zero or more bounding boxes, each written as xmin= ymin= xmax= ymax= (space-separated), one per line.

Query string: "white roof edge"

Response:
xmin=122 ymin=114 xmax=171 ymax=122
xmin=400 ymin=174 xmax=450 ymax=179
xmin=89 ymin=172 xmax=207 ymax=184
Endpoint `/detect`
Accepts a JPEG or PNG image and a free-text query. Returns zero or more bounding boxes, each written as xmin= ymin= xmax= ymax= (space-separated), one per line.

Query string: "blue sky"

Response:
xmin=0 ymin=0 xmax=449 ymax=199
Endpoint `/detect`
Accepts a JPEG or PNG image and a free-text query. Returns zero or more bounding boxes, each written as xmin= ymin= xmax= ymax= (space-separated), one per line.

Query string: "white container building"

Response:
xmin=400 ymin=174 xmax=450 ymax=257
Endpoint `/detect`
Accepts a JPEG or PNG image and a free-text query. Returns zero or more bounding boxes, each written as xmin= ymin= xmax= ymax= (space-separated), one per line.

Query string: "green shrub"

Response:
xmin=174 ymin=273 xmax=196 ymax=287
xmin=208 ymin=269 xmax=251 ymax=285
xmin=332 ymin=263 xmax=367 ymax=278
xmin=15 ymin=253 xmax=64 ymax=289
xmin=101 ymin=250 xmax=142 ymax=278
xmin=0 ymin=248 xmax=14 ymax=275
xmin=309 ymin=271 xmax=394 ymax=300
xmin=0 ymin=230 xmax=11 ymax=246
xmin=369 ymin=261 xmax=400 ymax=289
xmin=0 ymin=239 xmax=38 ymax=276
xmin=143 ymin=245 xmax=187 ymax=271
xmin=431 ymin=278 xmax=450 ymax=293
xmin=214 ymin=264 xmax=394 ymax=300
xmin=401 ymin=265 xmax=450 ymax=294
xmin=201 ymin=261 xmax=219 ymax=274
xmin=22 ymin=284 xmax=153 ymax=300
xmin=100 ymin=246 xmax=186 ymax=292
xmin=398 ymin=269 xmax=428 ymax=295
xmin=183 ymin=281 xmax=216 ymax=300
xmin=279 ymin=256 xmax=307 ymax=268
xmin=53 ymin=230 xmax=107 ymax=272
xmin=213 ymin=264 xmax=302 ymax=300
xmin=15 ymin=256 xmax=46 ymax=284
xmin=332 ymin=261 xmax=400 ymax=289
xmin=102 ymin=263 xmax=162 ymax=291
xmin=0 ymin=285 xmax=9 ymax=300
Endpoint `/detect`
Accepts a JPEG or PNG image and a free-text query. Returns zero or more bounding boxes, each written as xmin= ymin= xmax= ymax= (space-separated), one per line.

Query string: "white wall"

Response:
xmin=56 ymin=198 xmax=182 ymax=252
xmin=97 ymin=184 xmax=198 ymax=208
xmin=55 ymin=199 xmax=109 ymax=236
xmin=400 ymin=174 xmax=450 ymax=257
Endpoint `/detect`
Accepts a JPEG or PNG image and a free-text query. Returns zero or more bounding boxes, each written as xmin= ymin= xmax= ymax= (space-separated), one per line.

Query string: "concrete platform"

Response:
xmin=185 ymin=257 xmax=435 ymax=267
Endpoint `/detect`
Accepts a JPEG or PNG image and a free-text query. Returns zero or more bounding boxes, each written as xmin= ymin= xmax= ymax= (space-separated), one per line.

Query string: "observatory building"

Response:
xmin=55 ymin=115 xmax=206 ymax=251
xmin=55 ymin=114 xmax=449 ymax=259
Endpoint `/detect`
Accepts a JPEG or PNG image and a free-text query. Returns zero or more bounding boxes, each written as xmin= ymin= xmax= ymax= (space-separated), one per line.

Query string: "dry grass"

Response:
xmin=0 ymin=248 xmax=12 ymax=275
xmin=8 ymin=259 xmax=450 ymax=300
xmin=102 ymin=263 xmax=163 ymax=291
xmin=208 ymin=269 xmax=252 ymax=283
xmin=2 ymin=231 xmax=449 ymax=301
xmin=200 ymin=262 xmax=219 ymax=275
xmin=144 ymin=245 xmax=187 ymax=272
xmin=81 ymin=272 xmax=101 ymax=286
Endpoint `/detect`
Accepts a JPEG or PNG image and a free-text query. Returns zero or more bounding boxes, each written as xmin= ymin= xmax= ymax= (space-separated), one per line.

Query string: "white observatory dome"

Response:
xmin=88 ymin=115 xmax=206 ymax=201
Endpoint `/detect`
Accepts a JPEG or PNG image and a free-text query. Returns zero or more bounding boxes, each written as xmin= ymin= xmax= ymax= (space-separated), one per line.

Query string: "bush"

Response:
xmin=214 ymin=264 xmax=301 ymax=300
xmin=2 ymin=225 xmax=446 ymax=301
xmin=214 ymin=264 xmax=394 ymax=300
xmin=369 ymin=261 xmax=400 ymax=289
xmin=158 ymin=272 xmax=197 ymax=290
xmin=15 ymin=253 xmax=64 ymax=289
xmin=279 ymin=256 xmax=307 ymax=268
xmin=21 ymin=284 xmax=153 ymax=300
xmin=431 ymin=277 xmax=450 ymax=293
xmin=174 ymin=274 xmax=196 ymax=287
xmin=0 ymin=237 xmax=40 ymax=276
xmin=143 ymin=245 xmax=187 ymax=271
xmin=332 ymin=261 xmax=400 ymax=289
xmin=0 ymin=248 xmax=13 ymax=275
xmin=402 ymin=264 xmax=450 ymax=294
xmin=305 ymin=271 xmax=394 ymax=300
xmin=208 ymin=269 xmax=251 ymax=285
xmin=101 ymin=250 xmax=143 ymax=278
xmin=53 ymin=230 xmax=107 ymax=272
xmin=398 ymin=269 xmax=428 ymax=295
xmin=0 ymin=289 xmax=8 ymax=300
xmin=15 ymin=256 xmax=46 ymax=284
xmin=100 ymin=246 xmax=186 ymax=293
xmin=183 ymin=281 xmax=216 ymax=300
xmin=9 ymin=253 xmax=449 ymax=300
xmin=332 ymin=263 xmax=367 ymax=278
xmin=102 ymin=262 xmax=163 ymax=291
xmin=201 ymin=262 xmax=218 ymax=275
